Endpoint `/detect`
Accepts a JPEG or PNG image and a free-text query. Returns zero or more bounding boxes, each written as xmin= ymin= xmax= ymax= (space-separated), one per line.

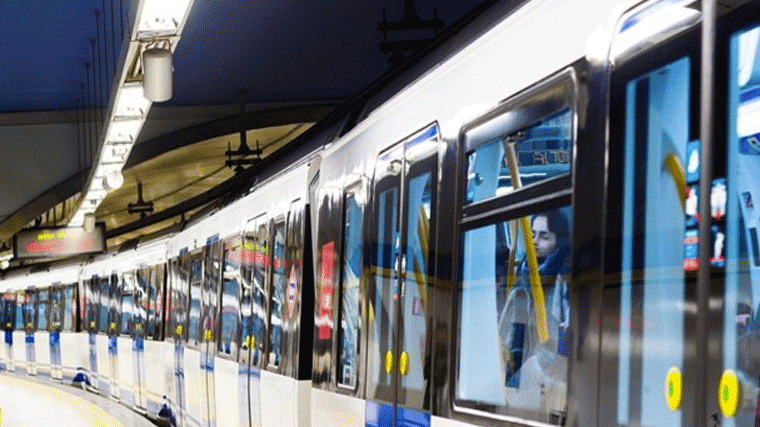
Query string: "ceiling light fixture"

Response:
xmin=143 ymin=47 xmax=173 ymax=102
xmin=67 ymin=0 xmax=195 ymax=228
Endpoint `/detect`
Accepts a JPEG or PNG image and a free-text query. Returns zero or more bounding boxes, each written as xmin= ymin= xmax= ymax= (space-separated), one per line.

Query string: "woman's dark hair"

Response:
xmin=531 ymin=209 xmax=570 ymax=247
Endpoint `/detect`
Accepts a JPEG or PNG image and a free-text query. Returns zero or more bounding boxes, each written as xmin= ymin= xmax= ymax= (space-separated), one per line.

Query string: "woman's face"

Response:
xmin=531 ymin=215 xmax=557 ymax=259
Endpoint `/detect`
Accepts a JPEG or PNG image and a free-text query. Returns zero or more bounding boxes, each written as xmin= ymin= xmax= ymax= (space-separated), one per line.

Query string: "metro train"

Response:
xmin=4 ymin=0 xmax=760 ymax=425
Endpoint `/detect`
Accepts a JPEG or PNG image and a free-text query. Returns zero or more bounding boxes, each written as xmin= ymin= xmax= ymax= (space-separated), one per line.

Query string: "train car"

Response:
xmin=5 ymin=0 xmax=760 ymax=426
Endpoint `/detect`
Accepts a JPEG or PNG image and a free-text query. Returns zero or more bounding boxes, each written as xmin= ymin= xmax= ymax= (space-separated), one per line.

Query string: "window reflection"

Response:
xmin=458 ymin=207 xmax=570 ymax=423
xmin=465 ymin=109 xmax=572 ymax=205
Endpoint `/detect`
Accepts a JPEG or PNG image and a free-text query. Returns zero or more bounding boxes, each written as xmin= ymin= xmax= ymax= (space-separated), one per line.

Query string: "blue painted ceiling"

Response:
xmin=0 ymin=0 xmax=476 ymax=112
xmin=0 ymin=0 xmax=477 ymax=238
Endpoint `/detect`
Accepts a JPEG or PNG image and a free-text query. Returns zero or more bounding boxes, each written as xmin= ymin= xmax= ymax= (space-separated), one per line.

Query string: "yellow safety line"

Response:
xmin=504 ymin=141 xmax=549 ymax=343
xmin=0 ymin=374 xmax=124 ymax=427
xmin=664 ymin=152 xmax=687 ymax=211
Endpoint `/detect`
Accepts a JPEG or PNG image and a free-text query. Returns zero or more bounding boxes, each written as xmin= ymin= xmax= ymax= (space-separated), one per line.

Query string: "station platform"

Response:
xmin=0 ymin=372 xmax=156 ymax=427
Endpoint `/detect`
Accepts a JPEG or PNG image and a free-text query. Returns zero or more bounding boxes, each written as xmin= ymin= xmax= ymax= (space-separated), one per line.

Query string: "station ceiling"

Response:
xmin=0 ymin=0 xmax=478 ymax=260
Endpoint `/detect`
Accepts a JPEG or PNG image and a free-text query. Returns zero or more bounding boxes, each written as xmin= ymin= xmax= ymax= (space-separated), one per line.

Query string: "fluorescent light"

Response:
xmin=138 ymin=0 xmax=193 ymax=35
xmin=107 ymin=119 xmax=143 ymax=143
xmin=114 ymin=84 xmax=152 ymax=118
xmin=100 ymin=142 xmax=133 ymax=164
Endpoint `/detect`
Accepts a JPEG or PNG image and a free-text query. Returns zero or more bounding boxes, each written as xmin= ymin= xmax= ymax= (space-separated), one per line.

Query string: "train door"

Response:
xmin=599 ymin=6 xmax=702 ymax=425
xmin=134 ymin=267 xmax=149 ymax=410
xmin=242 ymin=215 xmax=268 ymax=427
xmin=108 ymin=273 xmax=120 ymax=399
xmin=718 ymin=3 xmax=760 ymax=424
xmin=366 ymin=124 xmax=438 ymax=426
xmin=216 ymin=237 xmax=243 ymax=427
xmin=49 ymin=285 xmax=62 ymax=381
xmin=24 ymin=289 xmax=36 ymax=376
xmin=200 ymin=237 xmax=220 ymax=427
xmin=2 ymin=292 xmax=16 ymax=372
xmin=13 ymin=291 xmax=24 ymax=374
xmin=169 ymin=253 xmax=190 ymax=427
xmin=86 ymin=275 xmax=100 ymax=389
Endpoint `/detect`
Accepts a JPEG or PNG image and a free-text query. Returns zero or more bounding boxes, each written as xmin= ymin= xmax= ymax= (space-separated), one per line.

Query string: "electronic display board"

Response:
xmin=13 ymin=225 xmax=106 ymax=259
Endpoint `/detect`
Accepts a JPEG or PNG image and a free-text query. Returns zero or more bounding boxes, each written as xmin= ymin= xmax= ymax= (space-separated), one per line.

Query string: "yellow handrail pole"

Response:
xmin=664 ymin=152 xmax=687 ymax=211
xmin=503 ymin=142 xmax=549 ymax=343
xmin=505 ymin=219 xmax=518 ymax=293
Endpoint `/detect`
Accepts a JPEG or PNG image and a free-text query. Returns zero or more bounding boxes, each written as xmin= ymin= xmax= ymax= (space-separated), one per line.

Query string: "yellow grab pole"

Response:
xmin=664 ymin=152 xmax=687 ymax=211
xmin=503 ymin=141 xmax=549 ymax=343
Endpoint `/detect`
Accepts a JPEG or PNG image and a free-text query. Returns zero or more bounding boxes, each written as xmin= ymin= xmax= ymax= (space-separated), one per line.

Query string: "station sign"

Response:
xmin=13 ymin=225 xmax=106 ymax=259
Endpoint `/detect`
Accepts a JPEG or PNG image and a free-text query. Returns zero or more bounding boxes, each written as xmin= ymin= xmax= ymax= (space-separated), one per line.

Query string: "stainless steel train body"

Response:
xmin=6 ymin=0 xmax=760 ymax=426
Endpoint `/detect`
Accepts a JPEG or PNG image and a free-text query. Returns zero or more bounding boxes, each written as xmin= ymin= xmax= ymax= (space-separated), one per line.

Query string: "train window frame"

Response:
xmin=335 ymin=180 xmax=366 ymax=394
xmin=452 ymin=68 xmax=578 ymax=425
xmin=459 ymin=68 xmax=577 ymax=222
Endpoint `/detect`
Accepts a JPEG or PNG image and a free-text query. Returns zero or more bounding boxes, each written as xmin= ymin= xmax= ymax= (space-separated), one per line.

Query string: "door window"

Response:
xmin=37 ymin=290 xmax=49 ymax=331
xmin=268 ymin=222 xmax=287 ymax=369
xmin=606 ymin=56 xmax=693 ymax=426
xmin=220 ymin=242 xmax=241 ymax=359
xmin=338 ymin=188 xmax=364 ymax=389
xmin=722 ymin=22 xmax=760 ymax=425
xmin=188 ymin=255 xmax=203 ymax=347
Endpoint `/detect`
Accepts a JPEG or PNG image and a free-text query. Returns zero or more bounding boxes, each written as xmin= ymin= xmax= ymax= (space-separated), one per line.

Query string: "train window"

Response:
xmin=121 ymin=272 xmax=135 ymax=336
xmin=50 ymin=287 xmax=62 ymax=331
xmin=169 ymin=253 xmax=190 ymax=342
xmin=135 ymin=268 xmax=152 ymax=338
xmin=37 ymin=290 xmax=48 ymax=331
xmin=99 ymin=277 xmax=109 ymax=333
xmin=463 ymin=73 xmax=575 ymax=208
xmin=465 ymin=110 xmax=572 ymax=205
xmin=3 ymin=293 xmax=16 ymax=330
xmin=219 ymin=241 xmax=241 ymax=359
xmin=457 ymin=205 xmax=570 ymax=423
xmin=108 ymin=274 xmax=119 ymax=335
xmin=337 ymin=188 xmax=363 ymax=389
xmin=369 ymin=184 xmax=399 ymax=398
xmin=63 ymin=285 xmax=75 ymax=332
xmin=188 ymin=255 xmax=203 ymax=347
xmin=15 ymin=292 xmax=23 ymax=330
xmin=268 ymin=221 xmax=287 ymax=369
xmin=239 ymin=267 xmax=253 ymax=365
xmin=24 ymin=291 xmax=36 ymax=332
xmin=723 ymin=22 xmax=760 ymax=423
xmin=254 ymin=222 xmax=269 ymax=365
xmin=146 ymin=265 xmax=164 ymax=340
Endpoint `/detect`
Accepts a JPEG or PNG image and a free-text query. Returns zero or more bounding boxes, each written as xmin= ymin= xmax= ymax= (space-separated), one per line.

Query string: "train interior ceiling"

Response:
xmin=5 ymin=1 xmax=760 ymax=427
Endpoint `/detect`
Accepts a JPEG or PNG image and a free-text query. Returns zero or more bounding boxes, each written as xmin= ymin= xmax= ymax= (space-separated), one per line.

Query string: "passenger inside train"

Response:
xmin=498 ymin=208 xmax=570 ymax=393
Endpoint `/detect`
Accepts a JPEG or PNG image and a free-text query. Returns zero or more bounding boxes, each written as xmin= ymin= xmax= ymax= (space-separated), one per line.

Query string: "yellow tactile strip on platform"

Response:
xmin=0 ymin=374 xmax=123 ymax=427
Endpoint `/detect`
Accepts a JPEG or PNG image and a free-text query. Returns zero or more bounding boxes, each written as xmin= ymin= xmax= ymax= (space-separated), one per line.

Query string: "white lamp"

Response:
xmin=103 ymin=170 xmax=125 ymax=191
xmin=143 ymin=47 xmax=173 ymax=102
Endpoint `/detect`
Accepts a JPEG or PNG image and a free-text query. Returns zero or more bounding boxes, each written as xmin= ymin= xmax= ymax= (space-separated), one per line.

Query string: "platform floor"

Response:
xmin=0 ymin=372 xmax=156 ymax=427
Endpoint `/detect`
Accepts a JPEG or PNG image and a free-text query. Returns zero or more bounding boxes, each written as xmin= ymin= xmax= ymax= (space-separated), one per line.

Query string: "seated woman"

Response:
xmin=499 ymin=208 xmax=570 ymax=400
